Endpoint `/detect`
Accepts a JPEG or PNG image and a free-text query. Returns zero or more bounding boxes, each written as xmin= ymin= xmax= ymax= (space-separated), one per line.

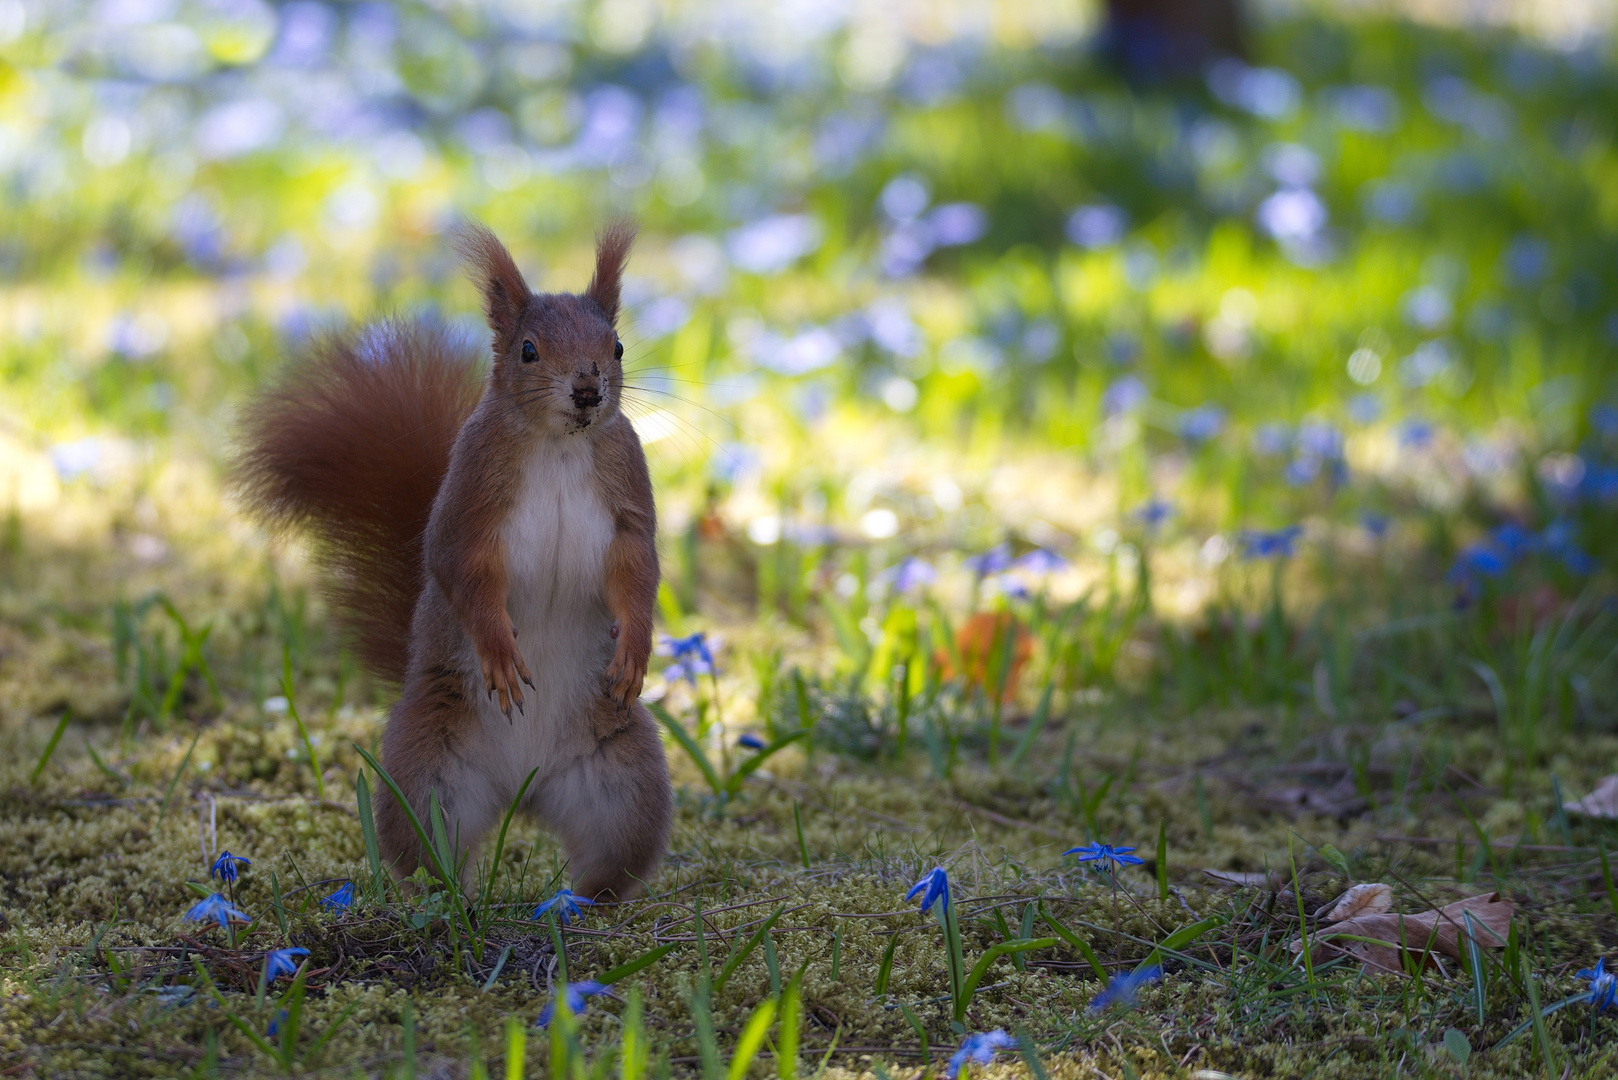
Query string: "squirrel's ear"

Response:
xmin=586 ymin=218 xmax=636 ymax=326
xmin=453 ymin=224 xmax=531 ymax=345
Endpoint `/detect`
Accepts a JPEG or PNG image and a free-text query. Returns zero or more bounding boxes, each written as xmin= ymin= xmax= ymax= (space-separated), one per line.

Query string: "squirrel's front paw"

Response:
xmin=603 ymin=642 xmax=647 ymax=709
xmin=478 ymin=619 xmax=534 ymax=721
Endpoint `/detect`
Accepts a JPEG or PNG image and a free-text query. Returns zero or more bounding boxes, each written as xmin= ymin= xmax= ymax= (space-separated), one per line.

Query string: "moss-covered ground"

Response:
xmin=2 ymin=474 xmax=1617 ymax=1080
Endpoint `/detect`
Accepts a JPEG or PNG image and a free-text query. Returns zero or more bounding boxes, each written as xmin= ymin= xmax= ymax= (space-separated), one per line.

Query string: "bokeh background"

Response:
xmin=4 ymin=0 xmax=1618 ymax=701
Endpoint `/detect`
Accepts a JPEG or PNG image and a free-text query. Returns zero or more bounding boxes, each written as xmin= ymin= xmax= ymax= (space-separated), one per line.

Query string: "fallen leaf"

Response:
xmin=1563 ymin=774 xmax=1618 ymax=818
xmin=1293 ymin=892 xmax=1513 ymax=975
xmin=1314 ymin=882 xmax=1393 ymax=922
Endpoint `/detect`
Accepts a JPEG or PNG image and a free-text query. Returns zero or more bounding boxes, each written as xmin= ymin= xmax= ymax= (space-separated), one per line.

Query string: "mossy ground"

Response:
xmin=0 ymin=476 xmax=1615 ymax=1079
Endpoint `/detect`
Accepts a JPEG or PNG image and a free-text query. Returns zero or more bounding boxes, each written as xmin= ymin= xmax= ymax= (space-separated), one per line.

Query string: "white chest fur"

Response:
xmin=502 ymin=436 xmax=615 ymax=612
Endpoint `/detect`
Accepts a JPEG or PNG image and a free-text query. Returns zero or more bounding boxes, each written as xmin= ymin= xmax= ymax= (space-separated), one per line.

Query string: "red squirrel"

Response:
xmin=233 ymin=221 xmax=671 ymax=900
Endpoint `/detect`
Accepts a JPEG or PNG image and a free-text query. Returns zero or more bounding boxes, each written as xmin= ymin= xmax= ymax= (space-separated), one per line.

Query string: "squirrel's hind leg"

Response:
xmin=531 ymin=701 xmax=672 ymax=901
xmin=375 ymin=685 xmax=503 ymax=890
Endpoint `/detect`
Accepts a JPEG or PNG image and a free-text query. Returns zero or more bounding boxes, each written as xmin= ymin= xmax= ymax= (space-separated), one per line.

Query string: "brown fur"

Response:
xmin=230 ymin=319 xmax=483 ymax=683
xmin=237 ymin=223 xmax=670 ymax=901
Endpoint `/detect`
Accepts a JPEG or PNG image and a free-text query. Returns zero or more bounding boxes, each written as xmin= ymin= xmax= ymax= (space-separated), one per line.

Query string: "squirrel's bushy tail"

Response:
xmin=231 ymin=317 xmax=485 ymax=683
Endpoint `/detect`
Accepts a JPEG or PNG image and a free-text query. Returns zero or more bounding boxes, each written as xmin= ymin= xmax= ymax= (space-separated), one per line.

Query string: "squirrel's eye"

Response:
xmin=521 ymin=341 xmax=537 ymax=363
xmin=614 ymin=339 xmax=623 ymax=360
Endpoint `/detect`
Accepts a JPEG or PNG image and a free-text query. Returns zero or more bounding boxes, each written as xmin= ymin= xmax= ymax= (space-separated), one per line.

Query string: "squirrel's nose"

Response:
xmin=571 ymin=381 xmax=601 ymax=409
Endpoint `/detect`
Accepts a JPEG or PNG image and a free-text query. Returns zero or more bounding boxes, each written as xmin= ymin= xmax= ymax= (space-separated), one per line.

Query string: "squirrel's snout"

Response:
xmin=571 ymin=382 xmax=602 ymax=410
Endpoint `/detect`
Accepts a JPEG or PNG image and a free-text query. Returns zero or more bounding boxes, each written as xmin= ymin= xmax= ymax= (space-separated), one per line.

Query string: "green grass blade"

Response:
xmin=1600 ymin=842 xmax=1618 ymax=921
xmin=649 ymin=701 xmax=722 ymax=795
xmin=1009 ymin=683 xmax=1054 ymax=767
xmin=351 ymin=744 xmax=471 ymax=928
xmin=30 ymin=710 xmax=71 ymax=784
xmin=714 ymin=904 xmax=786 ymax=993
xmin=779 ymin=972 xmax=802 ymax=1080
xmin=157 ymin=728 xmax=204 ymax=822
xmin=794 ymin=801 xmax=811 ymax=868
xmin=504 ymin=1015 xmax=525 ymax=1080
xmin=724 ymin=729 xmax=810 ymax=795
xmin=955 ymin=938 xmax=1055 ymax=1022
xmin=1155 ymin=819 xmax=1169 ymax=901
xmin=282 ymin=647 xmax=324 ymax=799
xmin=1463 ymin=909 xmax=1488 ymax=1027
xmin=355 ymin=771 xmax=385 ymax=902
xmin=874 ymin=933 xmax=899 ymax=996
xmin=898 ymin=1004 xmax=928 ymax=1065
xmin=1039 ymin=903 xmax=1107 ymax=981
xmin=622 ymin=987 xmax=647 ymax=1080
xmin=597 ymin=942 xmax=679 ymax=985
xmin=192 ymin=959 xmax=279 ymax=1060
xmin=1138 ymin=915 xmax=1225 ymax=971
xmin=480 ymin=944 xmax=514 ymax=992
xmin=303 ymin=1000 xmax=360 ymax=1066
xmin=726 ymin=998 xmax=777 ymax=1080
xmin=477 ymin=766 xmax=539 ymax=947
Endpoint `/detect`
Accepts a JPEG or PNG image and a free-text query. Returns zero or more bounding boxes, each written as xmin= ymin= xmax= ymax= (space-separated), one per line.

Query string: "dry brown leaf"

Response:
xmin=1563 ymin=774 xmax=1618 ymax=818
xmin=1315 ymin=882 xmax=1393 ymax=922
xmin=1293 ymin=892 xmax=1514 ymax=976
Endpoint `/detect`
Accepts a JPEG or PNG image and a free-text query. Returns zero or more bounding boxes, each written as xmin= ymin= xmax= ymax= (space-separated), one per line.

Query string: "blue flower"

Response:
xmin=1361 ymin=513 xmax=1390 ymax=539
xmin=986 ymin=574 xmax=1030 ymax=600
xmin=1089 ymin=965 xmax=1163 ymax=1011
xmin=944 ymin=1030 xmax=1014 ymax=1080
xmin=1580 ymin=957 xmax=1616 ymax=1011
xmin=536 ymin=980 xmax=608 ymax=1027
xmin=1179 ymin=405 xmax=1225 ymax=444
xmin=1239 ymin=526 xmax=1303 ymax=560
xmin=1446 ymin=544 xmax=1508 ymax=585
xmin=267 ymin=1008 xmax=289 ymax=1038
xmin=1490 ymin=522 xmax=1538 ymax=560
xmin=320 ymin=882 xmax=354 ymax=912
xmin=1400 ymin=419 xmax=1435 ymax=449
xmin=906 ymin=867 xmax=950 ymax=914
xmin=1283 ymin=455 xmax=1321 ymax=486
xmin=885 ymin=556 xmax=938 ymax=594
xmin=964 ymin=544 xmax=1012 ymax=577
xmin=210 ymin=851 xmax=250 ymax=884
xmin=184 ymin=893 xmax=250 ymax=929
xmin=264 ymin=947 xmax=309 ymax=982
xmin=1542 ymin=520 xmax=1598 ymax=575
xmin=1013 ymin=548 xmax=1068 ymax=575
xmin=1135 ymin=499 xmax=1174 ymax=530
xmin=1063 ymin=842 xmax=1146 ymax=872
xmin=1592 ymin=405 xmax=1618 ymax=438
xmin=738 ymin=732 xmax=766 ymax=750
xmin=533 ymin=888 xmax=594 ymax=926
xmin=661 ymin=632 xmax=715 ymax=685
xmin=1102 ymin=375 xmax=1148 ymax=417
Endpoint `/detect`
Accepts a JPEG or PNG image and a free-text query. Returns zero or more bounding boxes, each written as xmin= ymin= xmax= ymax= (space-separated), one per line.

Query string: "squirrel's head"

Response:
xmin=455 ymin=220 xmax=636 ymax=435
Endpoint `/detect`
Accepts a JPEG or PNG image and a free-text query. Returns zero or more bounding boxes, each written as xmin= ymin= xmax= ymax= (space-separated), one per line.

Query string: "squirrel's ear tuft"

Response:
xmin=453 ymin=223 xmax=531 ymax=345
xmin=586 ymin=218 xmax=636 ymax=326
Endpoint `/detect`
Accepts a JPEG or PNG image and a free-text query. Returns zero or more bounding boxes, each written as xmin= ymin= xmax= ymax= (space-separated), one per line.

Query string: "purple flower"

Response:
xmin=738 ymin=732 xmax=766 ymax=750
xmin=1239 ymin=526 xmax=1303 ymax=560
xmin=886 ymin=556 xmax=938 ymax=594
xmin=1580 ymin=957 xmax=1616 ymax=1011
xmin=964 ymin=544 xmax=1012 ymax=577
xmin=264 ymin=947 xmax=309 ymax=982
xmin=1064 ymin=842 xmax=1145 ymax=872
xmin=1013 ymin=548 xmax=1068 ymax=575
xmin=987 ymin=574 xmax=1030 ymax=600
xmin=906 ymin=867 xmax=950 ymax=914
xmin=1135 ymin=499 xmax=1174 ymax=531
xmin=1102 ymin=376 xmax=1148 ymax=417
xmin=1089 ymin=965 xmax=1163 ymax=1011
xmin=1542 ymin=520 xmax=1597 ymax=575
xmin=661 ymin=632 xmax=715 ymax=685
xmin=536 ymin=980 xmax=608 ymax=1027
xmin=945 ymin=1030 xmax=1014 ymax=1080
xmin=210 ymin=851 xmax=250 ymax=884
xmin=1446 ymin=544 xmax=1508 ymax=584
xmin=320 ymin=882 xmax=354 ymax=912
xmin=1284 ymin=456 xmax=1321 ymax=486
xmin=1400 ymin=419 xmax=1435 ymax=449
xmin=184 ymin=893 xmax=250 ymax=929
xmin=533 ymin=888 xmax=594 ymax=926
xmin=1179 ymin=405 xmax=1225 ymax=444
